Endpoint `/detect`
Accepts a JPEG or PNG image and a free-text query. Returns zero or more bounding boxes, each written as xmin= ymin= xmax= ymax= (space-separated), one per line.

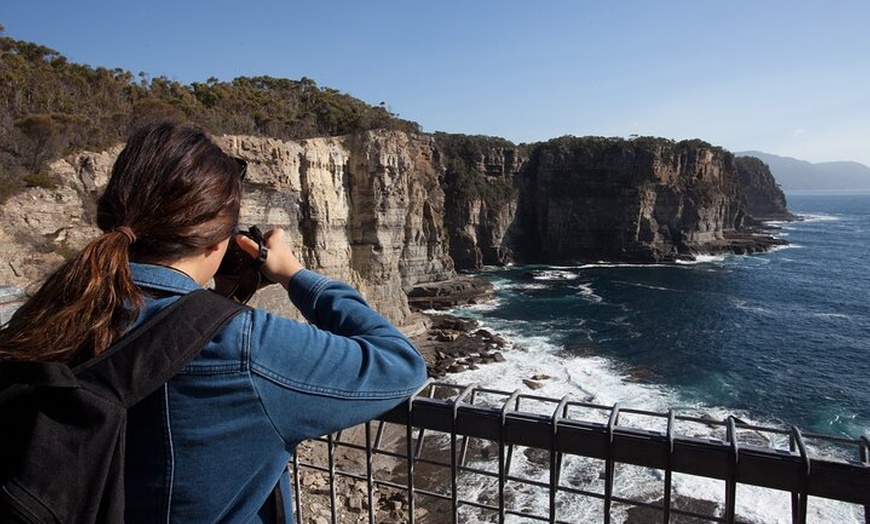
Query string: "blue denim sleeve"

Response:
xmin=248 ymin=269 xmax=428 ymax=445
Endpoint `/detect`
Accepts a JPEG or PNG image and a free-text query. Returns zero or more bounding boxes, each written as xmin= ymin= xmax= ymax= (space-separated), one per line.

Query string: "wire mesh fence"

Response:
xmin=290 ymin=380 xmax=870 ymax=524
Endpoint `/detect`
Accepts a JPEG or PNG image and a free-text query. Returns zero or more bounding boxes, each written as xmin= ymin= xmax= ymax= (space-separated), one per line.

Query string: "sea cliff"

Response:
xmin=735 ymin=155 xmax=797 ymax=222
xmin=0 ymin=131 xmax=790 ymax=330
xmin=506 ymin=137 xmax=787 ymax=263
xmin=0 ymin=130 xmax=455 ymax=332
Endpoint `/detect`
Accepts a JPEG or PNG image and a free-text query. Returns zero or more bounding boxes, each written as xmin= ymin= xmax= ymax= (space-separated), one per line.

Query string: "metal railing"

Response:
xmin=290 ymin=380 xmax=870 ymax=524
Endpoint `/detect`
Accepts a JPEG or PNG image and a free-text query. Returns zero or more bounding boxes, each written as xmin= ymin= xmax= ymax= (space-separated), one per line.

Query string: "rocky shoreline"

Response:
xmin=405 ymin=225 xmax=789 ymax=377
xmin=405 ymin=275 xmax=513 ymax=378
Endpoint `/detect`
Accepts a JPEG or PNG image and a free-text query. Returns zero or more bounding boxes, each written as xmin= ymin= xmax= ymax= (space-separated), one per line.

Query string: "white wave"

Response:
xmin=582 ymin=257 xmax=729 ymax=268
xmin=450 ymin=298 xmax=503 ymax=313
xmin=579 ymin=261 xmax=673 ymax=269
xmin=620 ymin=281 xmax=677 ymax=292
xmin=797 ymin=212 xmax=841 ymax=222
xmin=576 ymin=283 xmax=603 ymax=302
xmin=732 ymin=299 xmax=774 ymax=316
xmin=508 ymin=282 xmax=549 ymax=291
xmin=527 ymin=269 xmax=582 ymax=281
xmin=767 ymin=243 xmax=796 ymax=253
xmin=443 ymin=326 xmax=863 ymax=524
xmin=676 ymin=254 xmax=728 ymax=265
xmin=810 ymin=312 xmax=851 ymax=321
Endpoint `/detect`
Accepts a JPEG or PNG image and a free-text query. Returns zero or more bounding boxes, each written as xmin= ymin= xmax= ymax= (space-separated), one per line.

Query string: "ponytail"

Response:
xmin=0 ymin=121 xmax=242 ymax=365
xmin=0 ymin=228 xmax=142 ymax=365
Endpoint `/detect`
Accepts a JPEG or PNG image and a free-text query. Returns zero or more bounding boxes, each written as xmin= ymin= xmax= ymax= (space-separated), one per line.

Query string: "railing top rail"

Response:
xmin=377 ymin=381 xmax=870 ymax=507
xmin=418 ymin=381 xmax=867 ymax=455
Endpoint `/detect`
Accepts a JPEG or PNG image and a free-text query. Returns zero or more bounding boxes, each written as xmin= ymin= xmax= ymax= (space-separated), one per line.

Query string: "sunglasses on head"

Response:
xmin=234 ymin=157 xmax=248 ymax=182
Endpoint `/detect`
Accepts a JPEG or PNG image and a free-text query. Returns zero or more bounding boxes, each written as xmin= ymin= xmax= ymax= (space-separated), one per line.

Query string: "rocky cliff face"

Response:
xmin=0 ymin=146 xmax=119 ymax=289
xmin=507 ymin=137 xmax=761 ymax=262
xmin=0 ymin=131 xmax=793 ymax=323
xmin=434 ymin=134 xmax=525 ymax=269
xmin=221 ymin=130 xmax=454 ymax=327
xmin=0 ymin=130 xmax=454 ymax=331
xmin=735 ymin=156 xmax=796 ymax=221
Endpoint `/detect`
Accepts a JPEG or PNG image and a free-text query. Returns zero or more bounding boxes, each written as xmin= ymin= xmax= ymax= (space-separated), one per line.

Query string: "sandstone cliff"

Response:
xmin=0 ymin=131 xmax=792 ymax=325
xmin=0 ymin=130 xmax=454 ymax=331
xmin=221 ymin=130 xmax=454 ymax=327
xmin=506 ymin=137 xmax=779 ymax=263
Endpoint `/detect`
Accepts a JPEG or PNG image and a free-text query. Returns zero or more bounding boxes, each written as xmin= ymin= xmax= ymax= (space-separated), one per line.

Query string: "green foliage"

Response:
xmin=735 ymin=155 xmax=780 ymax=190
xmin=434 ymin=133 xmax=522 ymax=268
xmin=21 ymin=172 xmax=59 ymax=189
xmin=0 ymin=32 xmax=422 ymax=199
xmin=434 ymin=132 xmax=518 ymax=164
xmin=734 ymin=155 xmax=769 ymax=175
xmin=434 ymin=132 xmax=520 ymax=215
xmin=0 ymin=182 xmax=17 ymax=202
xmin=527 ymin=135 xmax=728 ymax=173
xmin=13 ymin=114 xmax=66 ymax=174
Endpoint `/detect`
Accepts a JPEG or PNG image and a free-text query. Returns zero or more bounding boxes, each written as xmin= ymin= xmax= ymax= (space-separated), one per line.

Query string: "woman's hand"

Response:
xmin=235 ymin=228 xmax=304 ymax=289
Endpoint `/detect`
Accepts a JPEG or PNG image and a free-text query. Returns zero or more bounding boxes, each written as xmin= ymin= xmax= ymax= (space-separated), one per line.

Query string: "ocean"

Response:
xmin=445 ymin=190 xmax=870 ymax=523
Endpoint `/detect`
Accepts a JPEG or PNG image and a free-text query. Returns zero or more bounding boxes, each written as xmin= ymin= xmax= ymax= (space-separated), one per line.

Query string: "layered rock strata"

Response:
xmin=0 ymin=131 xmax=793 ymax=333
xmin=506 ymin=137 xmax=783 ymax=263
xmin=220 ymin=131 xmax=454 ymax=327
xmin=0 ymin=130 xmax=454 ymax=331
xmin=434 ymin=134 xmax=525 ymax=269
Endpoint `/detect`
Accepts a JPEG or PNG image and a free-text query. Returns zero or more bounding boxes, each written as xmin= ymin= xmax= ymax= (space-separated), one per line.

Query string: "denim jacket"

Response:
xmin=124 ymin=263 xmax=428 ymax=523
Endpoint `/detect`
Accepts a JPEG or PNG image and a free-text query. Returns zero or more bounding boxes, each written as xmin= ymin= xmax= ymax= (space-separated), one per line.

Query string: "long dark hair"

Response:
xmin=0 ymin=122 xmax=242 ymax=365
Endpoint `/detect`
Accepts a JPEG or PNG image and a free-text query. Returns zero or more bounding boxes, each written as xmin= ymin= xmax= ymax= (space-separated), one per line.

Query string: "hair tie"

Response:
xmin=113 ymin=226 xmax=137 ymax=244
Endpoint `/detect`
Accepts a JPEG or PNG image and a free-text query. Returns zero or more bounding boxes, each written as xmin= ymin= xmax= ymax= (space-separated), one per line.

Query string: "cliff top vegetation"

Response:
xmin=0 ymin=26 xmax=420 ymax=200
xmin=734 ymin=155 xmax=771 ymax=175
xmin=537 ymin=135 xmax=730 ymax=160
xmin=1 ymin=26 xmax=755 ymax=207
xmin=433 ymin=132 xmax=522 ymax=218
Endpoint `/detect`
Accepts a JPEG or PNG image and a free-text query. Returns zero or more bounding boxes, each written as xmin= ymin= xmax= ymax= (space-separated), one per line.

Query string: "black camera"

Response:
xmin=215 ymin=226 xmax=271 ymax=303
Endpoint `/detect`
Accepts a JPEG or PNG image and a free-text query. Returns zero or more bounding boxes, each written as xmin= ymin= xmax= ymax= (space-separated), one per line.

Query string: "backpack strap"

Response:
xmin=74 ymin=289 xmax=246 ymax=407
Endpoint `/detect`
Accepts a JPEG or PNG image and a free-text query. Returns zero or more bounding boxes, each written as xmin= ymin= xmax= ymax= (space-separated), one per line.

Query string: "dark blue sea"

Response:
xmin=449 ymin=191 xmax=869 ymax=522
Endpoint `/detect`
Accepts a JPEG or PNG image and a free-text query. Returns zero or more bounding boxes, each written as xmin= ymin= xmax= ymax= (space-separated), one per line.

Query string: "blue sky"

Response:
xmin=4 ymin=1 xmax=869 ymax=165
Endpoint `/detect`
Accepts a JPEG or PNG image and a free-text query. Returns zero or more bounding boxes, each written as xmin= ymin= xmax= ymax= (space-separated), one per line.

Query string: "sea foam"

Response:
xmin=444 ymin=326 xmax=863 ymax=524
xmin=442 ymin=266 xmax=864 ymax=523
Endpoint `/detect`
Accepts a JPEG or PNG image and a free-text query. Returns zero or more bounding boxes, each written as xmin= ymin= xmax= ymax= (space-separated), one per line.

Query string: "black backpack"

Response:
xmin=0 ymin=290 xmax=244 ymax=524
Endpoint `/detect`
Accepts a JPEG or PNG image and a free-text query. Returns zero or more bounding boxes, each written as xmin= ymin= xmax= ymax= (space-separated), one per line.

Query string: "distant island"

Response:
xmin=735 ymin=151 xmax=870 ymax=192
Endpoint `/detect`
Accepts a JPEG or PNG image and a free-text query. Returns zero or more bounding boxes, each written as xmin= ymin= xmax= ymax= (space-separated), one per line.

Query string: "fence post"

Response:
xmin=327 ymin=433 xmax=338 ymax=524
xmin=499 ymin=390 xmax=521 ymax=524
xmin=789 ymin=426 xmax=810 ymax=524
xmin=860 ymin=436 xmax=869 ymax=524
xmin=451 ymin=385 xmax=475 ymax=523
xmin=549 ymin=396 xmax=570 ymax=524
xmin=364 ymin=422 xmax=375 ymax=524
xmin=405 ymin=380 xmax=433 ymax=524
xmin=663 ymin=410 xmax=675 ymax=524
xmin=604 ymin=403 xmax=621 ymax=524
xmin=292 ymin=453 xmax=303 ymax=524
xmin=725 ymin=417 xmax=739 ymax=524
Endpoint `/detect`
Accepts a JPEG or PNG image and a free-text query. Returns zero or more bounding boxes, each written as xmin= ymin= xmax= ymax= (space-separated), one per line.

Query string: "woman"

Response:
xmin=0 ymin=122 xmax=428 ymax=522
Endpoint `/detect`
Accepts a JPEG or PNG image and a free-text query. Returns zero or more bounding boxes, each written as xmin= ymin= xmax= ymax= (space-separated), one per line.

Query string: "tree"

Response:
xmin=130 ymin=99 xmax=185 ymax=130
xmin=14 ymin=114 xmax=64 ymax=174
